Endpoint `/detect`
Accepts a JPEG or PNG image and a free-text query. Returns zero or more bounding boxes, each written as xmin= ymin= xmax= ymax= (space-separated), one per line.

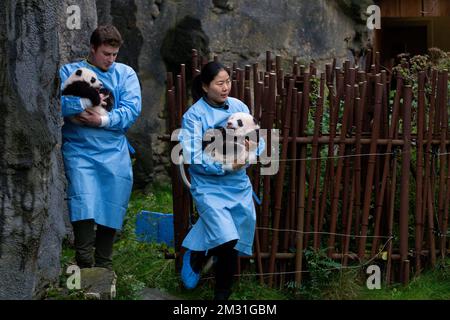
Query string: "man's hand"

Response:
xmin=75 ymin=109 xmax=102 ymax=127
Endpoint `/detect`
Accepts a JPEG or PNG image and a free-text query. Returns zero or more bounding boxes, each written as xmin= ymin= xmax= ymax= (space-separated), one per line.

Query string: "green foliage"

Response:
xmin=319 ymin=268 xmax=362 ymax=300
xmin=308 ymin=75 xmax=321 ymax=109
xmin=231 ymin=273 xmax=291 ymax=300
xmin=295 ymin=247 xmax=343 ymax=299
xmin=43 ymin=246 xmax=91 ymax=300
xmin=113 ymin=185 xmax=177 ymax=299
xmin=54 ymin=182 xmax=450 ymax=300
xmin=114 ymin=184 xmax=287 ymax=300
xmin=392 ymin=48 xmax=450 ymax=87
xmin=390 ymin=47 xmax=450 ymax=136
xmin=285 ymin=248 xmax=365 ymax=300
xmin=396 ymin=49 xmax=447 ymax=85
xmin=113 ymin=241 xmax=178 ymax=300
xmin=44 ymin=287 xmax=89 ymax=300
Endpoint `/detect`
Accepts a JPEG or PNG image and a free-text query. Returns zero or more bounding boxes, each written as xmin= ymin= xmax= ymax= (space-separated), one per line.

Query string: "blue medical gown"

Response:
xmin=179 ymin=97 xmax=264 ymax=256
xmin=60 ymin=60 xmax=141 ymax=230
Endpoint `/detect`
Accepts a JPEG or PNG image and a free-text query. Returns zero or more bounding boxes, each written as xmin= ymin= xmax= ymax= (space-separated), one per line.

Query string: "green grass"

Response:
xmin=112 ymin=183 xmax=287 ymax=300
xmin=45 ymin=246 xmax=91 ymax=300
xmin=114 ymin=184 xmax=450 ymax=300
xmin=113 ymin=184 xmax=177 ymax=299
xmin=230 ymin=274 xmax=291 ymax=300
xmin=358 ymin=260 xmax=450 ymax=300
xmin=55 ymin=182 xmax=450 ymax=300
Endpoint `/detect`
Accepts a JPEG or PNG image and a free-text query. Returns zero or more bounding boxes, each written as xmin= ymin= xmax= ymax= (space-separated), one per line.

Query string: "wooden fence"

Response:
xmin=165 ymin=49 xmax=450 ymax=287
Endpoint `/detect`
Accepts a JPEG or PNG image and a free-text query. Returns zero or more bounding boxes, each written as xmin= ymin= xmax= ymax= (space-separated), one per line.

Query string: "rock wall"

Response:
xmin=0 ymin=0 xmax=372 ymax=299
xmin=59 ymin=0 xmax=98 ymax=65
xmin=97 ymin=0 xmax=373 ymax=188
xmin=0 ymin=0 xmax=66 ymax=299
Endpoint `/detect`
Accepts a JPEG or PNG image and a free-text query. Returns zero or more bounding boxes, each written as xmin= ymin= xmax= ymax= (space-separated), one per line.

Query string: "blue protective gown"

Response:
xmin=60 ymin=60 xmax=141 ymax=230
xmin=179 ymin=97 xmax=263 ymax=256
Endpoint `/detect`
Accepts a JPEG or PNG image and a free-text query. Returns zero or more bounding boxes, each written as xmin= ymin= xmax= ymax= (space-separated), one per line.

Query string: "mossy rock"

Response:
xmin=80 ymin=267 xmax=117 ymax=300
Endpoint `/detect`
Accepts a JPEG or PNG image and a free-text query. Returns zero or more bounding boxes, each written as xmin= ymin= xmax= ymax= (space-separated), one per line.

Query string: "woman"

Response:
xmin=178 ymin=61 xmax=263 ymax=300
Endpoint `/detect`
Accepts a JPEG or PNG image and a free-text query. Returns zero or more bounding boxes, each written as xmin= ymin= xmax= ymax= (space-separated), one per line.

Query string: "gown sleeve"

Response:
xmin=104 ymin=68 xmax=142 ymax=132
xmin=59 ymin=66 xmax=85 ymax=117
xmin=179 ymin=112 xmax=226 ymax=176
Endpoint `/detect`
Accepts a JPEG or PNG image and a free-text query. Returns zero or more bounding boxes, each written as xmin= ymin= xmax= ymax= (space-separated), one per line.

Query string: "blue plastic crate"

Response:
xmin=135 ymin=210 xmax=174 ymax=247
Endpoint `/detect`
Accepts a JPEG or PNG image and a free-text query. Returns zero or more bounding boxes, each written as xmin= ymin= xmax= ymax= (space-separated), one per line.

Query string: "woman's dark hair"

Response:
xmin=90 ymin=25 xmax=123 ymax=49
xmin=191 ymin=61 xmax=228 ymax=103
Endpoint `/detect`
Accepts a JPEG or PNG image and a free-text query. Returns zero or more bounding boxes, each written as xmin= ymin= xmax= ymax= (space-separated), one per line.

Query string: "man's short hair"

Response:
xmin=90 ymin=25 xmax=123 ymax=49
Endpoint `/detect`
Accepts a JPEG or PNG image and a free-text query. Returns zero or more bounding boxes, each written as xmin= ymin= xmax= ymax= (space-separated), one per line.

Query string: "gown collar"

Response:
xmin=84 ymin=59 xmax=115 ymax=74
xmin=203 ymin=97 xmax=230 ymax=110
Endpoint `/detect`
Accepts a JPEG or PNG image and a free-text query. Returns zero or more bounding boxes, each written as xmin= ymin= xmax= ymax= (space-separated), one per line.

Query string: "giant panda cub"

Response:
xmin=216 ymin=112 xmax=260 ymax=171
xmin=179 ymin=112 xmax=260 ymax=189
xmin=62 ymin=67 xmax=114 ymax=125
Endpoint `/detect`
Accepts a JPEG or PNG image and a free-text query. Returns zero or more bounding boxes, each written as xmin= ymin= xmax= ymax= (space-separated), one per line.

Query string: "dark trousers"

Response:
xmin=72 ymin=219 xmax=116 ymax=270
xmin=190 ymin=240 xmax=238 ymax=300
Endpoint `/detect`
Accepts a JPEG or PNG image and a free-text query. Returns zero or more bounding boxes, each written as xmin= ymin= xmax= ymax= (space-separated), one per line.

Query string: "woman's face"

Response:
xmin=202 ymin=69 xmax=231 ymax=105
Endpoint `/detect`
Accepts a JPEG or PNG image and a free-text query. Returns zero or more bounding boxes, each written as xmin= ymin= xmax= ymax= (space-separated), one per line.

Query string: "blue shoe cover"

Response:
xmin=181 ymin=250 xmax=200 ymax=289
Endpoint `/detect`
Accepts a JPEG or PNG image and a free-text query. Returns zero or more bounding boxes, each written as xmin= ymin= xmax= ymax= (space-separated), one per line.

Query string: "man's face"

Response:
xmin=90 ymin=44 xmax=119 ymax=71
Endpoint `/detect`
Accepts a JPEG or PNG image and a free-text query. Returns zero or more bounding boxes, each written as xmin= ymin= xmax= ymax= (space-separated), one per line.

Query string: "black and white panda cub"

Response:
xmin=179 ymin=112 xmax=260 ymax=189
xmin=203 ymin=112 xmax=260 ymax=171
xmin=62 ymin=67 xmax=114 ymax=125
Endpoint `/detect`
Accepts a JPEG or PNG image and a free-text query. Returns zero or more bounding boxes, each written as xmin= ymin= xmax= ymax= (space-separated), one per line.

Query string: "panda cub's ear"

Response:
xmin=75 ymin=69 xmax=82 ymax=76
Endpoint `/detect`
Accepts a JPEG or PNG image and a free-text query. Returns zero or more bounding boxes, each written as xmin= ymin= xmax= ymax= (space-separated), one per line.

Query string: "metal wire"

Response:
xmin=255 ymin=227 xmax=392 ymax=239
xmin=256 ymin=149 xmax=450 ymax=164
xmin=200 ymin=236 xmax=394 ymax=280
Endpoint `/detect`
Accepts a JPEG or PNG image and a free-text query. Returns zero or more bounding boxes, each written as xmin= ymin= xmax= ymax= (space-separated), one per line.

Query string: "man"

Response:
xmin=60 ymin=25 xmax=141 ymax=269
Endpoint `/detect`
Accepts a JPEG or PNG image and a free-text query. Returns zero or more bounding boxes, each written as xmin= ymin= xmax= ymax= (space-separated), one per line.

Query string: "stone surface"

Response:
xmin=59 ymin=0 xmax=98 ymax=65
xmin=139 ymin=287 xmax=180 ymax=300
xmin=96 ymin=0 xmax=373 ymax=188
xmin=0 ymin=0 xmax=67 ymax=299
xmin=0 ymin=0 xmax=372 ymax=299
xmin=58 ymin=0 xmax=99 ymax=250
xmin=80 ymin=267 xmax=117 ymax=300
